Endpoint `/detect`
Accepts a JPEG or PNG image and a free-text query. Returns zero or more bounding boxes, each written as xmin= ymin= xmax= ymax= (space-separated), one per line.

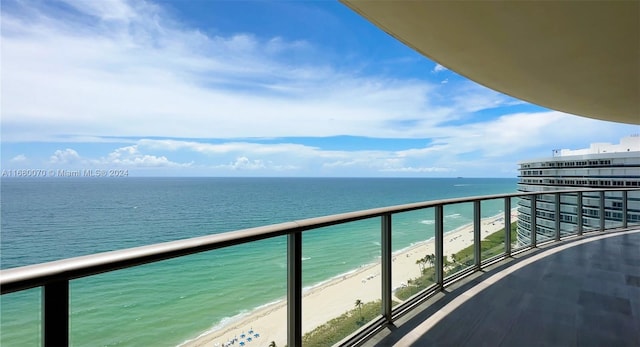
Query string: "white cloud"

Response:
xmin=380 ymin=166 xmax=454 ymax=173
xmin=214 ymin=156 xmax=298 ymax=171
xmin=222 ymin=157 xmax=266 ymax=170
xmin=448 ymin=82 xmax=523 ymax=113
xmin=2 ymin=1 xmax=637 ymax=177
xmin=13 ymin=116 xmax=634 ymax=176
xmin=118 ymin=155 xmax=187 ymax=167
xmin=0 ymin=0 xmax=520 ymax=143
xmin=403 ymin=110 xmax=638 ymax=164
xmin=138 ymin=139 xmax=320 ymax=156
xmin=96 ymin=145 xmax=191 ymax=167
xmin=119 ymin=112 xmax=638 ymax=174
xmin=50 ymin=148 xmax=81 ymax=164
xmin=10 ymin=154 xmax=28 ymax=163
xmin=433 ymin=64 xmax=447 ymax=73
xmin=59 ymin=0 xmax=138 ymax=22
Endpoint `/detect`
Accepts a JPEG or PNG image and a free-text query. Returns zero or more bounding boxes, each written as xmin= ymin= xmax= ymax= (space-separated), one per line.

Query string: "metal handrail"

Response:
xmin=1 ymin=187 xmax=638 ymax=347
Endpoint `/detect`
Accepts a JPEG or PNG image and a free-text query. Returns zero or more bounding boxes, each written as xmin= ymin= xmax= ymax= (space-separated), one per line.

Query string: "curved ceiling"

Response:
xmin=341 ymin=1 xmax=639 ymax=125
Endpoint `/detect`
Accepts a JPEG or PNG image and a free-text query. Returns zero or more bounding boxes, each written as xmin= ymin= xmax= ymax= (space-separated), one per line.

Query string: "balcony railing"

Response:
xmin=1 ymin=188 xmax=638 ymax=346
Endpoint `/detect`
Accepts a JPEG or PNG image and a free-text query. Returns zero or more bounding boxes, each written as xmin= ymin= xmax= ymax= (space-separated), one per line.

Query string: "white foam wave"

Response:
xmin=420 ymin=219 xmax=435 ymax=225
xmin=253 ymin=299 xmax=284 ymax=312
xmin=178 ymin=299 xmax=284 ymax=347
xmin=301 ymin=262 xmax=381 ymax=293
xmin=178 ymin=315 xmax=243 ymax=347
xmin=394 ymin=237 xmax=435 ymax=256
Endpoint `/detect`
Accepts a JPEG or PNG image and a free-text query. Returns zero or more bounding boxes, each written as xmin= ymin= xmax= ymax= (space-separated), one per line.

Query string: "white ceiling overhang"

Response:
xmin=341 ymin=1 xmax=639 ymax=125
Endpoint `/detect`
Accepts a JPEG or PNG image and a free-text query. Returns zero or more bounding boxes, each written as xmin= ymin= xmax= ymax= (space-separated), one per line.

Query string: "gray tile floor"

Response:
xmin=363 ymin=230 xmax=640 ymax=347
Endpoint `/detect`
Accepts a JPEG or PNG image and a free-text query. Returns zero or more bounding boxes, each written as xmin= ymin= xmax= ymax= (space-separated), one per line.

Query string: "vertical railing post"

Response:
xmin=43 ymin=279 xmax=69 ymax=347
xmin=473 ymin=200 xmax=481 ymax=269
xmin=622 ymin=190 xmax=628 ymax=229
xmin=530 ymin=195 xmax=537 ymax=247
xmin=381 ymin=214 xmax=392 ymax=322
xmin=434 ymin=205 xmax=444 ymax=288
xmin=599 ymin=190 xmax=606 ymax=231
xmin=505 ymin=197 xmax=511 ymax=257
xmin=555 ymin=193 xmax=561 ymax=241
xmin=577 ymin=191 xmax=583 ymax=236
xmin=287 ymin=231 xmax=302 ymax=347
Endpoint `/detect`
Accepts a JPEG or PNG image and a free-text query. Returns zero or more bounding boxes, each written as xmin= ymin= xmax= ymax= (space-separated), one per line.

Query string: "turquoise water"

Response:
xmin=1 ymin=177 xmax=517 ymax=346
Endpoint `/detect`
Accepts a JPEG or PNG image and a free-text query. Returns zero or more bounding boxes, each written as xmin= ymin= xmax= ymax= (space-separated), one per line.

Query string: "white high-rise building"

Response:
xmin=517 ymin=136 xmax=640 ymax=243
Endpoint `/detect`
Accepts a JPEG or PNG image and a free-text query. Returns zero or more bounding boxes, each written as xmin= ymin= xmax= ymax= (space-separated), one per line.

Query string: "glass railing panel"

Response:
xmin=480 ymin=198 xmax=507 ymax=262
xmin=0 ymin=288 xmax=41 ymax=347
xmin=301 ymin=218 xmax=380 ymax=346
xmin=392 ymin=208 xmax=436 ymax=302
xmin=514 ymin=196 xmax=532 ymax=250
xmin=628 ymin=190 xmax=640 ymax=227
xmin=535 ymin=194 xmax=555 ymax=244
xmin=69 ymin=238 xmax=287 ymax=347
xmin=604 ymin=191 xmax=624 ymax=230
xmin=507 ymin=197 xmax=519 ymax=251
xmin=443 ymin=202 xmax=475 ymax=278
xmin=561 ymin=193 xmax=579 ymax=237
xmin=581 ymin=192 xmax=601 ymax=233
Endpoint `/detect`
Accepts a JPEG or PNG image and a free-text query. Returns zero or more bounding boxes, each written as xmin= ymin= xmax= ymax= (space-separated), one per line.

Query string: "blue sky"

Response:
xmin=1 ymin=0 xmax=637 ymax=177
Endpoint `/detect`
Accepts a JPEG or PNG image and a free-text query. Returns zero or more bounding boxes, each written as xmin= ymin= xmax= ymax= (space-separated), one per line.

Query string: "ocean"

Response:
xmin=0 ymin=177 xmax=517 ymax=346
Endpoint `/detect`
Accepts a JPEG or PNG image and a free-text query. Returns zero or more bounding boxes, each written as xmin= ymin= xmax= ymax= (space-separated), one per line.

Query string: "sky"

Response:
xmin=1 ymin=0 xmax=637 ymax=178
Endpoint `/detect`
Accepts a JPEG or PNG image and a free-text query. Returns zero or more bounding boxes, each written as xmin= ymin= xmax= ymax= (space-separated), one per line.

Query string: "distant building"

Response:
xmin=517 ymin=136 xmax=640 ymax=244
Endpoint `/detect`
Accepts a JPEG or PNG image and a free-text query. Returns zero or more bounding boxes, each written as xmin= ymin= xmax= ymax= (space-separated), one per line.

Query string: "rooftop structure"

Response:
xmin=554 ymin=135 xmax=640 ymax=157
xmin=519 ymin=136 xmax=640 ymax=190
xmin=516 ymin=137 xmax=640 ymax=245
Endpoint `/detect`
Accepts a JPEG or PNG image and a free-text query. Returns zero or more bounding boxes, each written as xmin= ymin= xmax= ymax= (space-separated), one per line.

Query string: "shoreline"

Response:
xmin=180 ymin=210 xmax=518 ymax=347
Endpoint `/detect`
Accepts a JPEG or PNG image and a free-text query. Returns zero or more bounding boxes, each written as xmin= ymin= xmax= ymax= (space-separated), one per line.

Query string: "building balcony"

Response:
xmin=361 ymin=228 xmax=640 ymax=346
xmin=1 ymin=188 xmax=639 ymax=346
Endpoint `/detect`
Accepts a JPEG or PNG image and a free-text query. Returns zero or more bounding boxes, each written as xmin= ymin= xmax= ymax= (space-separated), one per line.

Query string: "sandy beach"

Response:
xmin=181 ymin=210 xmax=518 ymax=347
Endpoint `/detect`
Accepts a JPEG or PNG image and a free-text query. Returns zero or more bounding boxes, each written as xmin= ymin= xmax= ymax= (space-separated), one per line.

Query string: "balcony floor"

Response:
xmin=363 ymin=229 xmax=640 ymax=347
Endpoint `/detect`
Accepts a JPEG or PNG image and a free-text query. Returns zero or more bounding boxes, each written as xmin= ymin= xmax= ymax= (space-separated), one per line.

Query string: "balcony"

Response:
xmin=361 ymin=228 xmax=640 ymax=346
xmin=1 ymin=188 xmax=639 ymax=346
